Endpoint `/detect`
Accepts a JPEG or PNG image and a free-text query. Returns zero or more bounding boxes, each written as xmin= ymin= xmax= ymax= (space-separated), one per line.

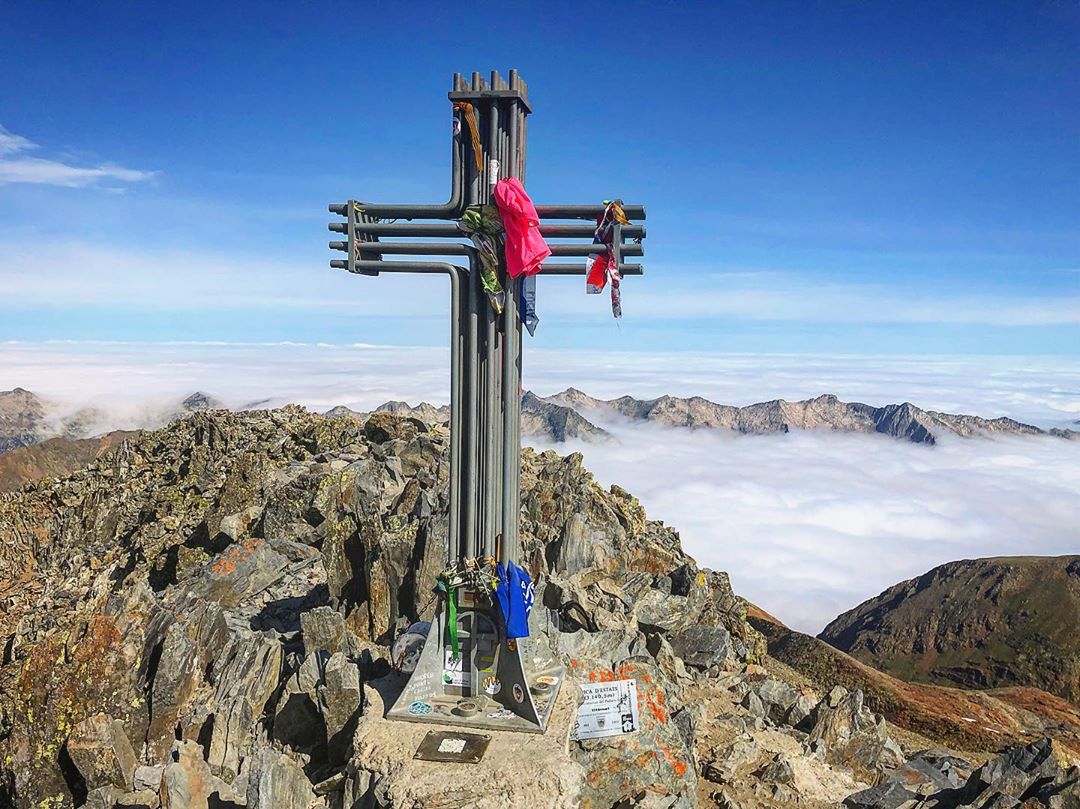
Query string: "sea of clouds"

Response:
xmin=3 ymin=340 xmax=1078 ymax=633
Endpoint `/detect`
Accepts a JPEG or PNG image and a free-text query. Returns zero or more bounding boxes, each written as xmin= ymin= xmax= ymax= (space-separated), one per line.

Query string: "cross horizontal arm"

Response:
xmin=328 ymin=202 xmax=646 ymax=222
xmin=331 ymin=259 xmax=644 ymax=276
xmin=329 ymin=241 xmax=643 ymax=257
xmin=328 ymin=222 xmax=647 ymax=240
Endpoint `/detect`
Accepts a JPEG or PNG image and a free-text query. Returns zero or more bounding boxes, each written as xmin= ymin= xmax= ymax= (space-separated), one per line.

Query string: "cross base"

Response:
xmin=386 ymin=594 xmax=565 ymax=734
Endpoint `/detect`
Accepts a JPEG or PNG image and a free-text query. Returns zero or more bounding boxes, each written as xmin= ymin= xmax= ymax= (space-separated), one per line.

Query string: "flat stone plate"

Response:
xmin=414 ymin=730 xmax=491 ymax=764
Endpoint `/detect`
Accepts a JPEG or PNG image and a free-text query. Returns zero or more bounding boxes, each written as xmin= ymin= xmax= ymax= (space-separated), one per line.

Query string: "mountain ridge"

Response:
xmin=819 ymin=555 xmax=1080 ymax=704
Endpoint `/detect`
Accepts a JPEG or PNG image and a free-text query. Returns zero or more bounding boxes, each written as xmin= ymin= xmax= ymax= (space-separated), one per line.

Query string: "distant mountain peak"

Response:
xmin=180 ymin=392 xmax=221 ymax=412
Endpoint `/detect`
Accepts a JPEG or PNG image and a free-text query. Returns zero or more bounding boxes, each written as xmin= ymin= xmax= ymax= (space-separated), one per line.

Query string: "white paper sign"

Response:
xmin=570 ymin=679 xmax=640 ymax=740
xmin=442 ymin=651 xmax=466 ymax=687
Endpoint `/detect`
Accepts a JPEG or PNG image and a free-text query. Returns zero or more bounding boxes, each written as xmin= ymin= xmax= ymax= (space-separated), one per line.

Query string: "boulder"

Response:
xmin=752 ymin=678 xmax=799 ymax=725
xmin=273 ymin=652 xmax=327 ymax=760
xmin=301 ymin=606 xmax=347 ymax=657
xmin=186 ymin=539 xmax=289 ymax=608
xmin=785 ymin=691 xmax=817 ymax=727
xmin=84 ymin=785 xmax=124 ymax=809
xmin=246 ymin=748 xmax=314 ymax=809
xmin=668 ymin=624 xmax=732 ymax=669
xmin=160 ymin=741 xmax=214 ymax=809
xmin=570 ymin=659 xmax=697 ymax=808
xmin=319 ymin=652 xmax=362 ymax=767
xmin=759 ymin=755 xmax=796 ymax=786
xmin=134 ymin=764 xmax=165 ymax=792
xmin=66 ymin=712 xmax=138 ymax=791
xmin=889 ymin=750 xmax=970 ymax=795
xmin=203 ymin=627 xmax=283 ymax=781
xmin=115 ymin=789 xmax=162 ymax=808
xmin=807 ymin=687 xmax=904 ymax=781
xmin=703 ymin=737 xmax=761 ymax=783
xmin=963 ymin=738 xmax=1073 ymax=804
xmin=844 ymin=781 xmax=921 ymax=809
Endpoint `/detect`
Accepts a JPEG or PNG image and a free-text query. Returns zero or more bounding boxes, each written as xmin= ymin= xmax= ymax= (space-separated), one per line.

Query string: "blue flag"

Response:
xmin=504 ymin=560 xmax=533 ymax=639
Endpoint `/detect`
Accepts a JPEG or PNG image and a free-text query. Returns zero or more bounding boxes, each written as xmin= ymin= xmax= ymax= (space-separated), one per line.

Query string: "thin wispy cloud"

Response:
xmin=0 ymin=125 xmax=157 ymax=188
xmin=1 ymin=240 xmax=1077 ymax=329
xmin=2 ymin=342 xmax=1078 ymax=426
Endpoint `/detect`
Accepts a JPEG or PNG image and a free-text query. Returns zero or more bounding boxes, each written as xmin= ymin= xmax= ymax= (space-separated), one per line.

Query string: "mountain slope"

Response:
xmin=0 ymin=431 xmax=137 ymax=493
xmin=752 ymin=614 xmax=1080 ymax=755
xmin=819 ymin=556 xmax=1080 ymax=703
xmin=540 ymin=389 xmax=1075 ymax=444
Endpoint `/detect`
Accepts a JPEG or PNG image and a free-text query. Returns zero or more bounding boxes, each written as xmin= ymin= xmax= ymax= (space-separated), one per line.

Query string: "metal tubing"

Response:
xmin=330 ymin=222 xmax=645 ymax=238
xmin=328 ymin=110 xmax=464 ymax=221
xmin=536 ymin=204 xmax=646 ymax=220
xmin=330 ymin=243 xmax=642 ymax=258
xmin=464 ymin=139 xmax=480 ymax=562
xmin=344 ymin=261 xmax=465 ymax=560
xmin=333 ymin=242 xmax=470 ymax=256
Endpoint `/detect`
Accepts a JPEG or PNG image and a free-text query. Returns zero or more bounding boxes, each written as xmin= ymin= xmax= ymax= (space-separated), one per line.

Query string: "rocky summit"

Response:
xmin=820 ymin=556 xmax=1080 ymax=704
xmin=0 ymin=407 xmax=1077 ymax=808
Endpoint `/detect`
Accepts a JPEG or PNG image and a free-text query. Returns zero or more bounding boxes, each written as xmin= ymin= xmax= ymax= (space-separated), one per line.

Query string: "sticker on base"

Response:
xmin=442 ymin=651 xmax=466 ymax=687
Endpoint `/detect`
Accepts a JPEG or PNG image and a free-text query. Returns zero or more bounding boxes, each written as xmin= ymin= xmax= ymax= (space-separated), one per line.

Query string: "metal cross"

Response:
xmin=326 ymin=70 xmax=646 ymax=733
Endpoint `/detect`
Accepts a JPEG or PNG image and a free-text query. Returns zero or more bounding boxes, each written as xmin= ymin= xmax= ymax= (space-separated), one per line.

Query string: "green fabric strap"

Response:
xmin=447 ymin=586 xmax=459 ymax=660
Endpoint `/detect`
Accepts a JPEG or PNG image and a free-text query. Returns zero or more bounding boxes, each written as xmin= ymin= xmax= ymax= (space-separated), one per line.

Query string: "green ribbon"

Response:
xmin=447 ymin=586 xmax=459 ymax=660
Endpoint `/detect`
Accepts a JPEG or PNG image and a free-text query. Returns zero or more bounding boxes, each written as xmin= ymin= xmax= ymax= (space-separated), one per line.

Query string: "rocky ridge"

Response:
xmin=542 ymin=389 xmax=1077 ymax=445
xmin=819 ymin=556 xmax=1080 ymax=705
xmin=0 ymin=406 xmax=1076 ymax=808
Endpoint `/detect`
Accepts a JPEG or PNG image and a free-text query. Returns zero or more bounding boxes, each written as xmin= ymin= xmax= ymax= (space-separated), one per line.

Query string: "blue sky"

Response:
xmin=1 ymin=1 xmax=1077 ymax=355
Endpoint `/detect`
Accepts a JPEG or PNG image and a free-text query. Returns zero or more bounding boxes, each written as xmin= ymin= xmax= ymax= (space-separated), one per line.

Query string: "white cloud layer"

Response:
xmin=0 ymin=125 xmax=157 ymax=188
xmin=2 ymin=341 xmax=1077 ymax=632
xmin=539 ymin=415 xmax=1080 ymax=633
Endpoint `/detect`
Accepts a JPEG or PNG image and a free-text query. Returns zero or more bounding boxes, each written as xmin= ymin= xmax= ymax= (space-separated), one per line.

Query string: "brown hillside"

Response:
xmin=751 ymin=615 xmax=1080 ymax=757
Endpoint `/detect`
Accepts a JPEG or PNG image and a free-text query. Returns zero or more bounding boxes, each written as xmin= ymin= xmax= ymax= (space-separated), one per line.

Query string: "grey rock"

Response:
xmin=844 ymin=781 xmax=921 ymax=809
xmin=889 ymin=751 xmax=970 ymax=795
xmin=246 ymin=748 xmax=314 ymax=809
xmin=759 ymin=755 xmax=796 ymax=786
xmin=741 ymin=690 xmax=766 ymax=721
xmin=274 ymin=651 xmax=328 ymax=760
xmin=186 ymin=538 xmax=289 ymax=607
xmin=786 ymin=692 xmax=817 ymax=727
xmin=66 ymin=712 xmax=138 ymax=790
xmin=115 ymin=790 xmax=161 ymax=808
xmin=204 ymin=627 xmax=283 ymax=781
xmin=320 ymin=652 xmax=362 ymax=767
xmin=218 ymin=505 xmax=264 ymax=542
xmin=704 ymin=737 xmax=760 ymax=783
xmin=709 ymin=788 xmax=743 ymax=809
xmin=160 ymin=741 xmax=214 ymax=809
xmin=966 ymin=738 xmax=1062 ymax=801
xmin=301 ymin=605 xmax=347 ymax=657
xmin=84 ymin=785 xmax=124 ymax=809
xmin=133 ymin=764 xmax=164 ymax=792
xmin=668 ymin=624 xmax=732 ymax=669
xmin=753 ymin=678 xmax=799 ymax=725
xmin=807 ymin=688 xmax=905 ymax=780
xmin=570 ymin=659 xmax=696 ymax=807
